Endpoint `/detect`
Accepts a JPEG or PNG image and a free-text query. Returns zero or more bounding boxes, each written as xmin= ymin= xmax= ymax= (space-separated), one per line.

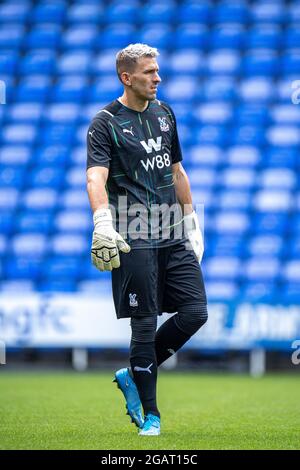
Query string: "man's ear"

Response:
xmin=121 ymin=72 xmax=131 ymax=87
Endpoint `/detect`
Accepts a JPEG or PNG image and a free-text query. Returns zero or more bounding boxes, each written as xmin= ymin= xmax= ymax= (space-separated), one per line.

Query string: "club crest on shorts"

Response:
xmin=129 ymin=293 xmax=138 ymax=307
xmin=158 ymin=117 xmax=169 ymax=132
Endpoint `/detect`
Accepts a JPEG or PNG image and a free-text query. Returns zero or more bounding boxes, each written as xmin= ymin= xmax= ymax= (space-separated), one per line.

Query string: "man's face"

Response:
xmin=128 ymin=57 xmax=161 ymax=101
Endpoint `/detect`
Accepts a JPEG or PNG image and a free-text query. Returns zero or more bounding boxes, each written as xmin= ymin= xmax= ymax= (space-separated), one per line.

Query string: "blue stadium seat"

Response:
xmin=178 ymin=1 xmax=212 ymax=24
xmin=243 ymin=257 xmax=280 ymax=282
xmin=0 ymin=145 xmax=31 ymax=165
xmin=38 ymin=124 xmax=76 ymax=145
xmin=26 ymin=25 xmax=62 ymax=49
xmin=194 ymin=103 xmax=232 ymax=125
xmin=50 ymin=234 xmax=88 ymax=256
xmin=7 ymin=103 xmax=43 ymax=124
xmin=189 ymin=145 xmax=222 ymax=167
xmin=208 ymin=234 xmax=245 ymax=257
xmin=213 ymin=2 xmax=249 ymax=24
xmin=194 ymin=125 xmax=228 ymax=146
xmin=0 ymin=188 xmax=19 ymax=210
xmin=205 ymin=280 xmax=238 ymax=301
xmin=282 ymin=282 xmax=300 ymax=302
xmin=0 ymin=2 xmax=31 ymax=23
xmin=246 ymin=25 xmax=282 ymax=49
xmin=250 ymin=2 xmax=286 ymax=24
xmin=205 ymin=256 xmax=241 ymax=280
xmin=54 ymin=210 xmax=91 ymax=233
xmin=243 ymin=51 xmax=279 ymax=76
xmin=20 ymin=51 xmax=56 ymax=75
xmin=241 ymin=281 xmax=276 ymax=301
xmin=0 ymin=25 xmax=24 ymax=48
xmin=218 ymin=190 xmax=251 ymax=210
xmin=174 ymin=24 xmax=208 ymax=49
xmin=284 ymin=25 xmax=300 ymax=48
xmin=0 ymin=51 xmax=18 ymax=74
xmin=45 ymin=104 xmax=81 ymax=123
xmin=0 ymin=166 xmax=25 ymax=189
xmin=34 ymin=145 xmax=70 ymax=166
xmin=106 ymin=3 xmax=139 ymax=24
xmin=1 ymin=124 xmax=37 ymax=145
xmin=41 ymin=256 xmax=82 ymax=280
xmin=139 ymin=25 xmax=173 ymax=50
xmin=0 ymin=211 xmax=14 ymax=234
xmin=201 ymin=77 xmax=237 ymax=102
xmin=282 ymin=260 xmax=300 ymax=283
xmin=270 ymin=104 xmax=300 ymax=125
xmin=61 ymin=26 xmax=98 ymax=49
xmin=16 ymin=75 xmax=51 ymax=102
xmin=139 ymin=2 xmax=177 ymax=24
xmin=210 ymin=24 xmax=245 ymax=50
xmin=88 ymin=77 xmax=122 ymax=102
xmin=92 ymin=50 xmax=118 ymax=74
xmin=17 ymin=212 xmax=53 ymax=234
xmin=67 ymin=3 xmax=103 ymax=24
xmin=161 ymin=76 xmax=199 ymax=103
xmin=254 ymin=190 xmax=292 ymax=212
xmin=214 ymin=211 xmax=249 ymax=234
xmin=221 ymin=168 xmax=256 ymax=189
xmin=32 ymin=1 xmax=67 ymax=24
xmin=207 ymin=50 xmax=240 ymax=75
xmin=248 ymin=235 xmax=283 ymax=257
xmin=60 ymin=189 xmax=90 ymax=210
xmin=282 ymin=50 xmax=300 ymax=74
xmin=28 ymin=166 xmax=65 ymax=188
xmin=259 ymin=169 xmax=296 ymax=189
xmin=22 ymin=188 xmax=58 ymax=210
xmin=11 ymin=234 xmax=48 ymax=256
xmin=253 ymin=212 xmax=288 ymax=234
xmin=266 ymin=125 xmax=300 ymax=147
xmin=234 ymin=104 xmax=269 ymax=125
xmin=264 ymin=148 xmax=297 ymax=168
xmin=57 ymin=51 xmax=91 ymax=74
xmin=227 ymin=145 xmax=261 ymax=167
xmin=4 ymin=256 xmax=44 ymax=281
xmin=168 ymin=50 xmax=204 ymax=76
xmin=0 ymin=280 xmax=35 ymax=293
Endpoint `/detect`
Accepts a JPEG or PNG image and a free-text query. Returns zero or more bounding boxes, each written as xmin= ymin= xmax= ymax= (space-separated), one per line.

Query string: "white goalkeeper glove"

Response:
xmin=184 ymin=211 xmax=204 ymax=263
xmin=91 ymin=208 xmax=131 ymax=272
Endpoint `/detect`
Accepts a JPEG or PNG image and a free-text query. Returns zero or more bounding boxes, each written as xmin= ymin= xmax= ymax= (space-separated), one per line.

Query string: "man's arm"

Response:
xmin=86 ymin=166 xmax=109 ymax=213
xmin=172 ymin=162 xmax=204 ymax=263
xmin=172 ymin=162 xmax=193 ymax=216
xmin=86 ymin=166 xmax=130 ymax=272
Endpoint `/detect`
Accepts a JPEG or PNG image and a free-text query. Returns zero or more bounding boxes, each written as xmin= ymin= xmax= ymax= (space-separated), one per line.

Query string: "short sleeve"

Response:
xmin=86 ymin=115 xmax=112 ymax=170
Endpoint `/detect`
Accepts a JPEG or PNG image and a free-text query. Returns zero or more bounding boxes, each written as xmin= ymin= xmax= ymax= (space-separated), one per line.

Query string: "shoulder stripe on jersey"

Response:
xmin=98 ymin=109 xmax=114 ymax=117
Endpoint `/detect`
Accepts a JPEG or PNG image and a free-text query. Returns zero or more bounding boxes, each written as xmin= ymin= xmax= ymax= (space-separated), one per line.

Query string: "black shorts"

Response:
xmin=111 ymin=240 xmax=207 ymax=319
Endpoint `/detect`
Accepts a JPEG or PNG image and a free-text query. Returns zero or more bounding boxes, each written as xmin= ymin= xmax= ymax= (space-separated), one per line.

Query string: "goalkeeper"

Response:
xmin=86 ymin=44 xmax=208 ymax=436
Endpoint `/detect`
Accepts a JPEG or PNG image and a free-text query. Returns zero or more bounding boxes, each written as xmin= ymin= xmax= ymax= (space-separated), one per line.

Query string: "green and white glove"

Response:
xmin=91 ymin=208 xmax=131 ymax=272
xmin=184 ymin=211 xmax=204 ymax=263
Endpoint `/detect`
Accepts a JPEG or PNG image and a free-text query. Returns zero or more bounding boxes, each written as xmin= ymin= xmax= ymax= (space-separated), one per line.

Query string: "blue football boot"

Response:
xmin=113 ymin=367 xmax=144 ymax=428
xmin=138 ymin=413 xmax=160 ymax=436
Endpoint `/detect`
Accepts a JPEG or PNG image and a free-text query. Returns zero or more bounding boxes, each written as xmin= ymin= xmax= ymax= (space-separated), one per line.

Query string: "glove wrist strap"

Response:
xmin=93 ymin=208 xmax=113 ymax=228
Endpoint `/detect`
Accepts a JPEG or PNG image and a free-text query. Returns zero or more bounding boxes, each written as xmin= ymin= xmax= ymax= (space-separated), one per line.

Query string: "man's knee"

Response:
xmin=130 ymin=315 xmax=157 ymax=343
xmin=174 ymin=303 xmax=208 ymax=337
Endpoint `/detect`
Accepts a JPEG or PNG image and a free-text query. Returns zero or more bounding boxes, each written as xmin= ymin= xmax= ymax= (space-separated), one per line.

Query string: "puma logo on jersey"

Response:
xmin=123 ymin=127 xmax=134 ymax=136
xmin=89 ymin=129 xmax=95 ymax=138
xmin=134 ymin=363 xmax=153 ymax=374
xmin=140 ymin=136 xmax=162 ymax=154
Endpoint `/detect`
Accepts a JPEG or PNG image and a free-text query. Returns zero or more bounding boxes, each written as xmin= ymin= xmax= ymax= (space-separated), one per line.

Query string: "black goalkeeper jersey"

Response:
xmin=87 ymin=98 xmax=184 ymax=249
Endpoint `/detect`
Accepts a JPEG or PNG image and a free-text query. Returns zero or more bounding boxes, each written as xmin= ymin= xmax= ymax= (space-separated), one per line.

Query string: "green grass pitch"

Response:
xmin=0 ymin=371 xmax=299 ymax=450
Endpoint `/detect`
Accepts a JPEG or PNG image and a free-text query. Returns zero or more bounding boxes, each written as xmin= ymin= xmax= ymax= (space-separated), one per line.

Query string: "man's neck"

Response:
xmin=118 ymin=93 xmax=149 ymax=113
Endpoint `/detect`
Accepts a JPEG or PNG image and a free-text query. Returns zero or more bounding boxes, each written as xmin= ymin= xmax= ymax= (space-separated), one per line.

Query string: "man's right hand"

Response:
xmin=91 ymin=208 xmax=131 ymax=271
